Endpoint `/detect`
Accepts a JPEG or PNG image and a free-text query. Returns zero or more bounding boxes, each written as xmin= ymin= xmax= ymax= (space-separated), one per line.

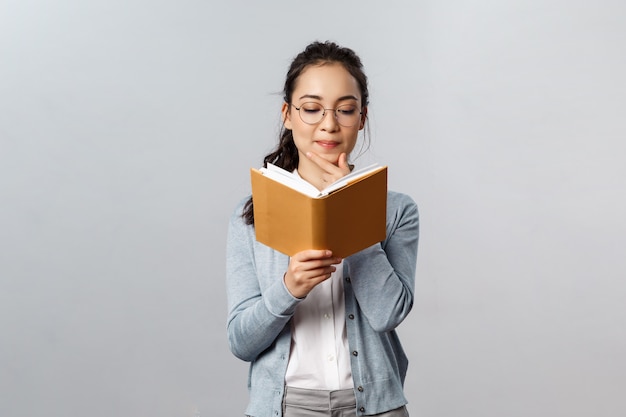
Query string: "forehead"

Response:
xmin=292 ymin=63 xmax=361 ymax=101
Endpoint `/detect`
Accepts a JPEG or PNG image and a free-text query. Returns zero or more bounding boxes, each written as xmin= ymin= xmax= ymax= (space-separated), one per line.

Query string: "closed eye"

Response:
xmin=300 ymin=103 xmax=324 ymax=114
xmin=337 ymin=106 xmax=357 ymax=115
xmin=303 ymin=107 xmax=322 ymax=114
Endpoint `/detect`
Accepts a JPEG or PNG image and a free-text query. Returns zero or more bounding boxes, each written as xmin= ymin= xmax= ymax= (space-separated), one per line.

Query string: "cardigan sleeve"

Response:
xmin=345 ymin=192 xmax=419 ymax=332
xmin=225 ymin=199 xmax=300 ymax=362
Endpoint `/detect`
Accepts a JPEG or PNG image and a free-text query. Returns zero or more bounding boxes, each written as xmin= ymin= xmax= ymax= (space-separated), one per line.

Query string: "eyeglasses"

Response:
xmin=291 ymin=102 xmax=362 ymax=127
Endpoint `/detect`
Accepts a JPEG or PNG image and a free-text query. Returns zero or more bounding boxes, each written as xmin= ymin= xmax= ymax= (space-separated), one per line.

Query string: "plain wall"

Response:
xmin=1 ymin=1 xmax=625 ymax=416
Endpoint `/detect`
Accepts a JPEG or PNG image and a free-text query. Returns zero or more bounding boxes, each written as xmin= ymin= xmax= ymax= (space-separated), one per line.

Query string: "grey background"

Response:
xmin=1 ymin=1 xmax=625 ymax=416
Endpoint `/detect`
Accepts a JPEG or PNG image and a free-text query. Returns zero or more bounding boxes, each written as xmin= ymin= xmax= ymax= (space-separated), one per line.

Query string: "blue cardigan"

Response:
xmin=226 ymin=190 xmax=419 ymax=417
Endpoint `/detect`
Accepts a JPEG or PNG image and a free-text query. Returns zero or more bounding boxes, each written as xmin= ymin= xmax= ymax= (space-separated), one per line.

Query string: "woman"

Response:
xmin=226 ymin=41 xmax=419 ymax=417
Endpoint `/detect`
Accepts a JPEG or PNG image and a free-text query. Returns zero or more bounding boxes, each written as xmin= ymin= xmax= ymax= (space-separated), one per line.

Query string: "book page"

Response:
xmin=319 ymin=163 xmax=382 ymax=195
xmin=260 ymin=162 xmax=383 ymax=198
xmin=260 ymin=164 xmax=321 ymax=197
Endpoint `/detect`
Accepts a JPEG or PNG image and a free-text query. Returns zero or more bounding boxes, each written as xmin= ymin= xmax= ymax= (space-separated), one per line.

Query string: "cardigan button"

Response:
xmin=345 ymin=276 xmax=351 ymax=283
xmin=357 ymin=385 xmax=364 ymax=392
xmin=359 ymin=406 xmax=365 ymax=412
xmin=348 ymin=314 xmax=355 ymax=320
xmin=352 ymin=350 xmax=358 ymax=356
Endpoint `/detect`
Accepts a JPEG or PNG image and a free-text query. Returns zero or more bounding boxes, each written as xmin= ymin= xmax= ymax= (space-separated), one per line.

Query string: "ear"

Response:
xmin=282 ymin=102 xmax=293 ymax=130
xmin=359 ymin=106 xmax=368 ymax=130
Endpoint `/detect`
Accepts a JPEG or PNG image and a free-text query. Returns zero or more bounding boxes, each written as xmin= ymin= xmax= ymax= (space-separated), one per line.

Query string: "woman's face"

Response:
xmin=282 ymin=63 xmax=366 ymax=167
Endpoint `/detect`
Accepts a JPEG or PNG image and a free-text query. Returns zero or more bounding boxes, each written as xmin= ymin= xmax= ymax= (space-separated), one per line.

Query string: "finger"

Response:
xmin=292 ymin=249 xmax=341 ymax=264
xmin=292 ymin=249 xmax=334 ymax=262
xmin=305 ymin=151 xmax=345 ymax=174
xmin=305 ymin=152 xmax=352 ymax=185
xmin=337 ymin=153 xmax=350 ymax=171
xmin=293 ymin=250 xmax=343 ymax=270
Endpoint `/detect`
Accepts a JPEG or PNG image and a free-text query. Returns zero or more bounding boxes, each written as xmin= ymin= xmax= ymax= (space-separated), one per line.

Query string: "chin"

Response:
xmin=322 ymin=155 xmax=341 ymax=165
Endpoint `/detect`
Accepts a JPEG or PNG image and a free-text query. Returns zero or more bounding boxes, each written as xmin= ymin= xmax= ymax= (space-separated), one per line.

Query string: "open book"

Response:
xmin=250 ymin=163 xmax=387 ymax=257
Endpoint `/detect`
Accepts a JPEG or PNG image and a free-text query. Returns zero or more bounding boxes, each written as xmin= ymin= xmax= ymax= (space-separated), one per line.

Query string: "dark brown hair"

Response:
xmin=242 ymin=41 xmax=370 ymax=225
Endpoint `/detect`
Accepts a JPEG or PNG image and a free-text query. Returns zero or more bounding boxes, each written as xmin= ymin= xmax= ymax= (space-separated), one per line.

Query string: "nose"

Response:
xmin=319 ymin=109 xmax=340 ymax=131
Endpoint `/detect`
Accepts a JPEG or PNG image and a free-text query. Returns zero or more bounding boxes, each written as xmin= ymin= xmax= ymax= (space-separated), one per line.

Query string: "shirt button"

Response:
xmin=327 ymin=354 xmax=335 ymax=362
xmin=324 ymin=313 xmax=331 ymax=319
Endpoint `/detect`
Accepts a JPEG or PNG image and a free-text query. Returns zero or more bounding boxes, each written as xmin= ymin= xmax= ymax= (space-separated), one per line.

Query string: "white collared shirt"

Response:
xmin=284 ymin=261 xmax=353 ymax=390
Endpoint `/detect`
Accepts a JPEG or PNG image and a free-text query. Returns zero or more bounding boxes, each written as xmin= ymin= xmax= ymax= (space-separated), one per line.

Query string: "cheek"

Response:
xmin=290 ymin=129 xmax=310 ymax=150
xmin=290 ymin=121 xmax=314 ymax=139
xmin=345 ymin=130 xmax=360 ymax=148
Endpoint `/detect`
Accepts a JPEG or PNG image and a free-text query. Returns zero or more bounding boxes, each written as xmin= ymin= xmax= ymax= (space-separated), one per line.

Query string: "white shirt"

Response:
xmin=284 ymin=261 xmax=353 ymax=390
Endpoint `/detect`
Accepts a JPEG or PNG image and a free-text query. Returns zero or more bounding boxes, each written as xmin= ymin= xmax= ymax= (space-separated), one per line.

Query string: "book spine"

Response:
xmin=310 ymin=198 xmax=329 ymax=251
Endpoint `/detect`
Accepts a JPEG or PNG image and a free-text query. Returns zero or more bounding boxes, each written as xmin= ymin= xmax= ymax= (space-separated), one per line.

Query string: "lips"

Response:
xmin=315 ymin=140 xmax=340 ymax=149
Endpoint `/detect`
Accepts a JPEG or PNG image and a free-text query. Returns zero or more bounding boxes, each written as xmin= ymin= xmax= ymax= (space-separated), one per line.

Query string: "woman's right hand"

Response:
xmin=284 ymin=250 xmax=342 ymax=298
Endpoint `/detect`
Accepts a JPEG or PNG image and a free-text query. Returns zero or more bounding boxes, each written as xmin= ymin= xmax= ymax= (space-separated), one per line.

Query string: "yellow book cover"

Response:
xmin=250 ymin=164 xmax=387 ymax=257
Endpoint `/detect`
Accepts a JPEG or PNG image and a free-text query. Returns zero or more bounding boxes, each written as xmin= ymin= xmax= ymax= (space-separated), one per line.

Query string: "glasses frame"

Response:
xmin=291 ymin=102 xmax=363 ymax=128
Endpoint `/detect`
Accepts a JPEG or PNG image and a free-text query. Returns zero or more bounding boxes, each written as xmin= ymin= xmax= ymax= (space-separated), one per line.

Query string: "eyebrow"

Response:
xmin=298 ymin=94 xmax=360 ymax=102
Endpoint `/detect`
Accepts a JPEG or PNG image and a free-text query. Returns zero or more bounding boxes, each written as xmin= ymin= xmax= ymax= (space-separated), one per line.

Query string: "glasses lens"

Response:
xmin=298 ymin=102 xmax=325 ymax=124
xmin=335 ymin=104 xmax=360 ymax=127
